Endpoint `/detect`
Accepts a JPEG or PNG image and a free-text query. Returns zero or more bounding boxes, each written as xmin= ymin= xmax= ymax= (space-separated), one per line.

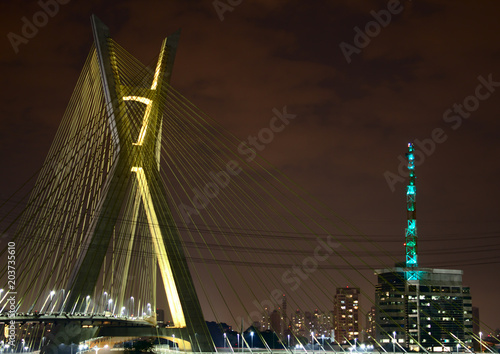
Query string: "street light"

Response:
xmin=60 ymin=288 xmax=66 ymax=312
xmin=250 ymin=331 xmax=254 ymax=348
xmin=479 ymin=332 xmax=482 ymax=353
xmin=392 ymin=332 xmax=396 ymax=354
xmin=355 ymin=338 xmax=357 ymax=352
xmin=85 ymin=295 xmax=91 ymax=313
xmin=47 ymin=290 xmax=56 ymax=313
xmin=288 ymin=334 xmax=291 ymax=348
xmin=224 ymin=333 xmax=226 ymax=349
xmin=103 ymin=292 xmax=108 ymax=313
xmin=130 ymin=297 xmax=134 ymax=317
xmin=456 ymin=343 xmax=460 ymax=354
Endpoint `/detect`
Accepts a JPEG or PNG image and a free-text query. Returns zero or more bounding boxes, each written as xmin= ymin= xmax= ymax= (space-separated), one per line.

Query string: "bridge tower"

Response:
xmin=61 ymin=15 xmax=213 ymax=351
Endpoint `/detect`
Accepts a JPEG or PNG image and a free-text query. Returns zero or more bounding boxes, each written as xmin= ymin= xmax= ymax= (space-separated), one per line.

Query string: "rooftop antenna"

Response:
xmin=405 ymin=142 xmax=418 ymax=280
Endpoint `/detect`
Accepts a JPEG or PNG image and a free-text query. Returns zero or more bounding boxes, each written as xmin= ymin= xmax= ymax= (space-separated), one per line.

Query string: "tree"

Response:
xmin=125 ymin=339 xmax=154 ymax=353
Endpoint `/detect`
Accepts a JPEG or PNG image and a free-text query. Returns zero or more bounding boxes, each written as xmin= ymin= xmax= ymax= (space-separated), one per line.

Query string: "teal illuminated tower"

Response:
xmin=405 ymin=142 xmax=418 ymax=280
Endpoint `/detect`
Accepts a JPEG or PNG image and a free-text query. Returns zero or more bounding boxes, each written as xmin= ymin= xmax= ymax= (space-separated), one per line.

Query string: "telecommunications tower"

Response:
xmin=405 ymin=142 xmax=418 ymax=280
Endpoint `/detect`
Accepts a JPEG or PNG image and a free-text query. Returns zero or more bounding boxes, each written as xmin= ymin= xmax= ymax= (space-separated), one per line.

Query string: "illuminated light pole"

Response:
xmin=103 ymin=292 xmax=108 ymax=313
xmin=130 ymin=297 xmax=134 ymax=317
xmin=456 ymin=343 xmax=459 ymax=354
xmin=393 ymin=332 xmax=396 ymax=354
xmin=250 ymin=331 xmax=254 ymax=348
xmin=60 ymin=288 xmax=66 ymax=312
xmin=354 ymin=338 xmax=357 ymax=352
xmin=48 ymin=290 xmax=56 ymax=314
xmin=288 ymin=334 xmax=291 ymax=349
xmin=85 ymin=295 xmax=91 ymax=313
xmin=479 ymin=332 xmax=482 ymax=353
xmin=224 ymin=333 xmax=226 ymax=349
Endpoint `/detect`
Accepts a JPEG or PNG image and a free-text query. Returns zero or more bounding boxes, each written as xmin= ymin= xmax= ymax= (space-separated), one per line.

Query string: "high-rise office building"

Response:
xmin=333 ymin=287 xmax=360 ymax=344
xmin=291 ymin=309 xmax=305 ymax=337
xmin=270 ymin=309 xmax=281 ymax=335
xmin=282 ymin=294 xmax=288 ymax=337
xmin=314 ymin=309 xmax=333 ymax=338
xmin=260 ymin=307 xmax=271 ymax=331
xmin=375 ymin=267 xmax=473 ymax=351
xmin=374 ymin=143 xmax=473 ymax=352
xmin=365 ymin=305 xmax=376 ymax=343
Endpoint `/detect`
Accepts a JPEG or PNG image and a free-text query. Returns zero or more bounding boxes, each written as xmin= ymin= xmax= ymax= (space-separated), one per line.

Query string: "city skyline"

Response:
xmin=0 ymin=0 xmax=499 ymax=339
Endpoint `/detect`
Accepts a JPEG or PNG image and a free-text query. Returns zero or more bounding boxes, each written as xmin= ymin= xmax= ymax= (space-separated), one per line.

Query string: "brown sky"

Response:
xmin=1 ymin=0 xmax=499 ymax=332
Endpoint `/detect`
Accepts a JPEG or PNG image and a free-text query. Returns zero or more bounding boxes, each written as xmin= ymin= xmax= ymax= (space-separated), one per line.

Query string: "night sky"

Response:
xmin=1 ymin=1 xmax=499 ymax=333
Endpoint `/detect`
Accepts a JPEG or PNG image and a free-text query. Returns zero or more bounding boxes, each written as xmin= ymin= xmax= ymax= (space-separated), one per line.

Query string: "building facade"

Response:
xmin=333 ymin=287 xmax=360 ymax=344
xmin=375 ymin=267 xmax=473 ymax=352
xmin=365 ymin=305 xmax=377 ymax=343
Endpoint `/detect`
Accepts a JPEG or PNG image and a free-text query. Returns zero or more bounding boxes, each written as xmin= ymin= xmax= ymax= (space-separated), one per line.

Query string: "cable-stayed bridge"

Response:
xmin=0 ymin=15 xmax=490 ymax=354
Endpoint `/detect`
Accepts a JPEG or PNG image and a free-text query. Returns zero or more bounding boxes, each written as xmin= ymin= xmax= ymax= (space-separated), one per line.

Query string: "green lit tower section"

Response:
xmin=405 ymin=142 xmax=418 ymax=280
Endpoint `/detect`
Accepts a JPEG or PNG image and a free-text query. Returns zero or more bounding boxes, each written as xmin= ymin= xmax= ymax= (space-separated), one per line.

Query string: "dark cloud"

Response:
xmin=1 ymin=0 xmax=499 ymax=331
